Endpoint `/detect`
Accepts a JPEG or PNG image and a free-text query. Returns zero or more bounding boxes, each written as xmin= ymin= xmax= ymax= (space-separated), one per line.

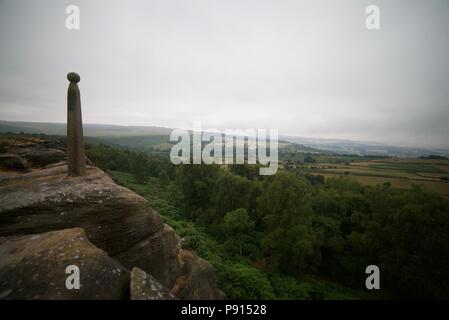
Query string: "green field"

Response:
xmin=281 ymin=154 xmax=449 ymax=196
xmin=368 ymin=162 xmax=445 ymax=174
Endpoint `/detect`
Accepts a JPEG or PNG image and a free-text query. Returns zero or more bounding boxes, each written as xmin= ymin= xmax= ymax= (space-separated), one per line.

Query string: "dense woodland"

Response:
xmin=86 ymin=143 xmax=449 ymax=299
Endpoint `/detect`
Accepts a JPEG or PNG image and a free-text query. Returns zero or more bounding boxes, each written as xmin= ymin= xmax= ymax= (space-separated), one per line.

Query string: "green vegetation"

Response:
xmin=108 ymin=170 xmax=355 ymax=299
xmin=86 ymin=143 xmax=449 ymax=299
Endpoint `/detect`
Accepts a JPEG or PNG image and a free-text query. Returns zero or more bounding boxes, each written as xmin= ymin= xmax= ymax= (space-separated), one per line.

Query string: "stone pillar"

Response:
xmin=67 ymin=72 xmax=86 ymax=176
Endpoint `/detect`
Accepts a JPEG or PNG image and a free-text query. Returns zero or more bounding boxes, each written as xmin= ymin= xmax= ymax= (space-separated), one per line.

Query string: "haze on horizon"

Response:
xmin=0 ymin=0 xmax=449 ymax=148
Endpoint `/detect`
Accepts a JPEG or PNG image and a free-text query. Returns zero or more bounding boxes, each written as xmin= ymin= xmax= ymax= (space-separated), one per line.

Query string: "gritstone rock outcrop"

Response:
xmin=0 ymin=135 xmax=224 ymax=300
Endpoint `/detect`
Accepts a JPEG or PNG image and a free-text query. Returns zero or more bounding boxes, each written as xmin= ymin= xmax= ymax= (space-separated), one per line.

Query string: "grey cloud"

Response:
xmin=0 ymin=0 xmax=448 ymax=147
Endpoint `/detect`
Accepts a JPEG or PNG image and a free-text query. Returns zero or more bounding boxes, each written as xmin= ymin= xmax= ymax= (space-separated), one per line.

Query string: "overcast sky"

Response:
xmin=0 ymin=0 xmax=448 ymax=147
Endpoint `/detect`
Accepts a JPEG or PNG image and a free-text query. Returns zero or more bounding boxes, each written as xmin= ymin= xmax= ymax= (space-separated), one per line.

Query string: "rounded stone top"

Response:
xmin=67 ymin=72 xmax=80 ymax=83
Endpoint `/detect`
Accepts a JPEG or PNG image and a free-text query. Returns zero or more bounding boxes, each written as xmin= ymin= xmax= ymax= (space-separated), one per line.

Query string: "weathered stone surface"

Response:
xmin=172 ymin=250 xmax=225 ymax=300
xmin=0 ymin=154 xmax=29 ymax=171
xmin=67 ymin=72 xmax=80 ymax=83
xmin=0 ymin=228 xmax=129 ymax=300
xmin=0 ymin=135 xmax=66 ymax=168
xmin=116 ymin=224 xmax=181 ymax=288
xmin=19 ymin=148 xmax=66 ymax=167
xmin=0 ymin=164 xmax=179 ymax=287
xmin=0 ymin=135 xmax=49 ymax=152
xmin=130 ymin=267 xmax=177 ymax=300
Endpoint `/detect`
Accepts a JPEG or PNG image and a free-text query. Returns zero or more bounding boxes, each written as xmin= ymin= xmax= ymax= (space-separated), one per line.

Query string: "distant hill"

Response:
xmin=2 ymin=120 xmax=448 ymax=158
xmin=282 ymin=135 xmax=449 ymax=158
xmin=0 ymin=120 xmax=321 ymax=155
xmin=0 ymin=120 xmax=172 ymax=137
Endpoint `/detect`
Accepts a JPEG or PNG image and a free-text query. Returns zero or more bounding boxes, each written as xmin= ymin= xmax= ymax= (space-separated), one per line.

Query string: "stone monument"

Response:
xmin=66 ymin=72 xmax=86 ymax=176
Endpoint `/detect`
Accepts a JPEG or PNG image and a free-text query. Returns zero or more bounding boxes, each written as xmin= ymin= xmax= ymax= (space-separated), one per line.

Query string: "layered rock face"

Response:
xmin=130 ymin=267 xmax=178 ymax=300
xmin=0 ymin=135 xmax=65 ymax=169
xmin=173 ymin=250 xmax=226 ymax=300
xmin=0 ymin=135 xmax=224 ymax=299
xmin=0 ymin=164 xmax=179 ymax=288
